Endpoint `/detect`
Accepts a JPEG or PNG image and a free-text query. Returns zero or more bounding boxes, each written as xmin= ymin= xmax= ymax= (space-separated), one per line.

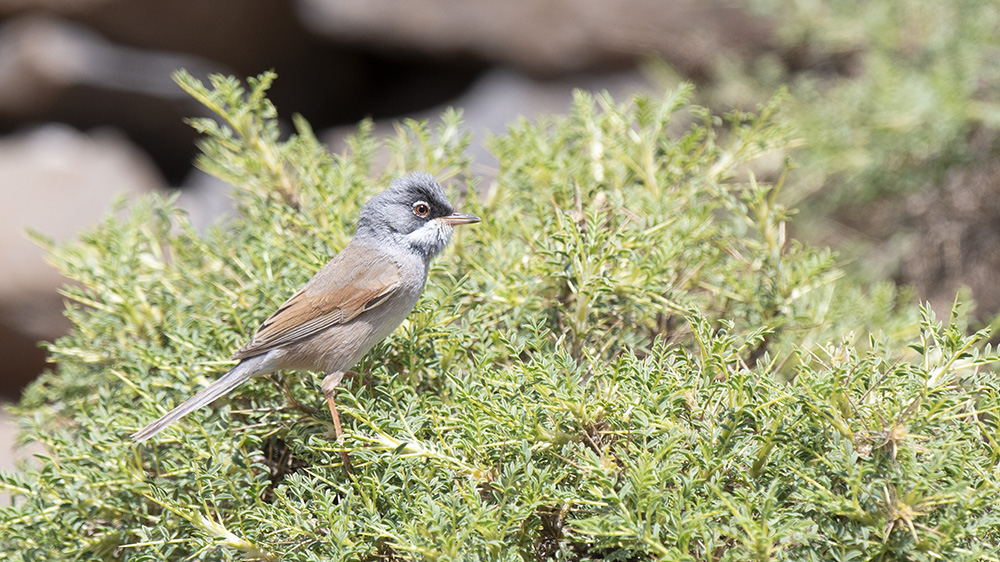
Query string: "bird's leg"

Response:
xmin=321 ymin=372 xmax=353 ymax=475
xmin=341 ymin=369 xmax=375 ymax=392
xmin=267 ymin=373 xmax=316 ymax=416
xmin=340 ymin=370 xmax=364 ymax=385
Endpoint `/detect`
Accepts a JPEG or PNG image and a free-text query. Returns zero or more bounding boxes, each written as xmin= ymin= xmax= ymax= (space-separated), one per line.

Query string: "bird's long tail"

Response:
xmin=131 ymin=354 xmax=270 ymax=442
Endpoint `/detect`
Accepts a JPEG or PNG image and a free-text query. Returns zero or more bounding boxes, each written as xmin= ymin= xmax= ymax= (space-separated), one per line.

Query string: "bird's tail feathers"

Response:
xmin=130 ymin=355 xmax=270 ymax=442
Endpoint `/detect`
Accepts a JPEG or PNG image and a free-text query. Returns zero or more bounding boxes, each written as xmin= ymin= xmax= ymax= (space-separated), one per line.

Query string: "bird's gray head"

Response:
xmin=356 ymin=173 xmax=480 ymax=259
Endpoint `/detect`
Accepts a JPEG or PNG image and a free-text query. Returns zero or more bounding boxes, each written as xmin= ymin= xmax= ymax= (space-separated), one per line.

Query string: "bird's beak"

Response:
xmin=438 ymin=212 xmax=481 ymax=226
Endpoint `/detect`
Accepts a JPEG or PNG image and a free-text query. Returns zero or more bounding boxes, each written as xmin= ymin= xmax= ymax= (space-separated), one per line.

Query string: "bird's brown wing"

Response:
xmin=232 ymin=244 xmax=401 ymax=360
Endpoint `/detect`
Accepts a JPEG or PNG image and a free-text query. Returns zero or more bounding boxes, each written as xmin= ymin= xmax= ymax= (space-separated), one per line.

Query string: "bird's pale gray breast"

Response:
xmin=264 ymin=246 xmax=428 ymax=375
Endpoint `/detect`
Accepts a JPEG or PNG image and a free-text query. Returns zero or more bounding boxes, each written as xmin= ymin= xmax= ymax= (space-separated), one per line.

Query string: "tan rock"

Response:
xmin=0 ymin=125 xmax=166 ymax=395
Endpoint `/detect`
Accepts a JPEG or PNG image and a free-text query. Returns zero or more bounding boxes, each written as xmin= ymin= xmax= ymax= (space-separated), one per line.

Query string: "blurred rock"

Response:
xmin=0 ymin=403 xmax=44 ymax=504
xmin=323 ymin=67 xmax=655 ymax=176
xmin=175 ymin=169 xmax=235 ymax=231
xmin=0 ymin=16 xmax=213 ymax=113
xmin=298 ymin=0 xmax=776 ymax=76
xmin=0 ymin=15 xmax=221 ymax=182
xmin=899 ymin=155 xmax=1000 ymax=320
xmin=0 ymin=10 xmax=486 ymax=182
xmin=0 ymin=124 xmax=166 ymax=398
xmin=828 ymin=128 xmax=1000 ymax=324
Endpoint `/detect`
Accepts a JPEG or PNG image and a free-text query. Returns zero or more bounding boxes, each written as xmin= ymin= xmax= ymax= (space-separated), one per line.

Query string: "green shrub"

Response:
xmin=2 ymin=71 xmax=998 ymax=561
xmin=727 ymin=0 xmax=1000 ymax=207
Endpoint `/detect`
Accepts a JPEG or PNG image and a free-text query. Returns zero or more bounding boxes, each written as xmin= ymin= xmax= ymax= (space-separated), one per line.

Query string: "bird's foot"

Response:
xmin=321 ymin=372 xmax=353 ymax=475
xmin=267 ymin=373 xmax=318 ymax=416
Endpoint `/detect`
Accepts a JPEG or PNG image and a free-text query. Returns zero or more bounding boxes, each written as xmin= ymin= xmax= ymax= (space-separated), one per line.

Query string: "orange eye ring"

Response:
xmin=412 ymin=201 xmax=431 ymax=218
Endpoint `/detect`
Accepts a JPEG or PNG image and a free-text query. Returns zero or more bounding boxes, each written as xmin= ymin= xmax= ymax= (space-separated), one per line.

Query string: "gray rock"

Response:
xmin=0 ymin=124 xmax=166 ymax=397
xmin=297 ymin=0 xmax=775 ymax=75
xmin=323 ymin=66 xmax=655 ymax=176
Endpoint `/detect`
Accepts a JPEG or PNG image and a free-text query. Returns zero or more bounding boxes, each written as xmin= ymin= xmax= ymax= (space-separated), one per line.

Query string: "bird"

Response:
xmin=131 ymin=172 xmax=480 ymax=468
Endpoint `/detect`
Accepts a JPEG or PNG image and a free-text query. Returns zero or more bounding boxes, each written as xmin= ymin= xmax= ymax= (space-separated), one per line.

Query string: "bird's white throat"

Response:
xmin=404 ymin=219 xmax=454 ymax=257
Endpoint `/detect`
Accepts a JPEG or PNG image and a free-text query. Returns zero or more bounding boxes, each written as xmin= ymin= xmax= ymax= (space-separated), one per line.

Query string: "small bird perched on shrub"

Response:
xmin=132 ymin=173 xmax=480 ymax=470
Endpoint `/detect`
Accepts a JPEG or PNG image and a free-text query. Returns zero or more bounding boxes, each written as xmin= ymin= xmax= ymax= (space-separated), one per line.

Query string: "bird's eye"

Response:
xmin=412 ymin=201 xmax=431 ymax=218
